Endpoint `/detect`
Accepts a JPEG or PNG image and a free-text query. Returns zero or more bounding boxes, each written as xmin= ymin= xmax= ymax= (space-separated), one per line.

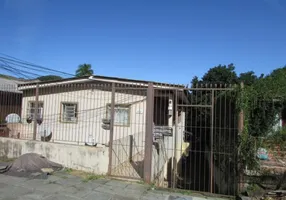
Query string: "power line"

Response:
xmin=0 ymin=63 xmax=36 ymax=79
xmin=0 ymin=59 xmax=41 ymax=79
xmin=0 ymin=53 xmax=75 ymax=76
xmin=0 ymin=56 xmax=69 ymax=76
xmin=0 ymin=53 xmax=75 ymax=77
xmin=0 ymin=58 xmax=60 ymax=75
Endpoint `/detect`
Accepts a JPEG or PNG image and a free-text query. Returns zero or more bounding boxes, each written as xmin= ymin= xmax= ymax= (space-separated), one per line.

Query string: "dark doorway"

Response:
xmin=153 ymin=97 xmax=169 ymax=126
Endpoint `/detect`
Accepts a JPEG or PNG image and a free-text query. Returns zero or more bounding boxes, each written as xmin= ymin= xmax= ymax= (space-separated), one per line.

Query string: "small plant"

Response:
xmin=82 ymin=173 xmax=101 ymax=182
xmin=266 ymin=127 xmax=286 ymax=151
xmin=64 ymin=168 xmax=73 ymax=173
xmin=136 ymin=180 xmax=145 ymax=185
xmin=247 ymin=184 xmax=260 ymax=192
xmin=180 ymin=190 xmax=193 ymax=196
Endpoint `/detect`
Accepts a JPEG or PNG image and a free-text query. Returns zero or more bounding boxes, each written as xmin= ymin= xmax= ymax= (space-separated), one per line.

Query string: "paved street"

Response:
xmin=0 ymin=172 xmax=226 ymax=200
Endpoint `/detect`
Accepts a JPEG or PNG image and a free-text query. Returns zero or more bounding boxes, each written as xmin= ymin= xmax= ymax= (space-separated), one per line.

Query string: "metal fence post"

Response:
xmin=129 ymin=135 xmax=133 ymax=162
xmin=33 ymin=83 xmax=39 ymax=140
xmin=238 ymin=82 xmax=244 ymax=192
xmin=210 ymin=89 xmax=214 ymax=193
xmin=238 ymin=82 xmax=244 ymax=135
xmin=144 ymin=83 xmax=154 ymax=184
xmin=108 ymin=83 xmax=116 ymax=176
xmin=172 ymin=90 xmax=178 ymax=189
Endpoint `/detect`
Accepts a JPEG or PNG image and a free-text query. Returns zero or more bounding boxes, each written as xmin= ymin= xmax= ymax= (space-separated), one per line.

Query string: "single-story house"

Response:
xmin=8 ymin=75 xmax=189 ymax=182
xmin=11 ymin=75 xmax=188 ymax=145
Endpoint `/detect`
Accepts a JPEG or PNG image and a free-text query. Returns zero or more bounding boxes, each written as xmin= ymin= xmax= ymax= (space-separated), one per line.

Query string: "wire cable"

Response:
xmin=0 ymin=54 xmax=75 ymax=77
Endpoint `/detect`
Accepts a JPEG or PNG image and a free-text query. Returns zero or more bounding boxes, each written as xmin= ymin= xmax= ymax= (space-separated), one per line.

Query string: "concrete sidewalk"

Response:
xmin=0 ymin=172 xmax=227 ymax=200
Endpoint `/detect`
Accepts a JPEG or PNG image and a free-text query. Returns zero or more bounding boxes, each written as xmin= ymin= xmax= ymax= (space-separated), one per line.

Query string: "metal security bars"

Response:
xmin=151 ymin=85 xmax=238 ymax=196
xmin=0 ymin=85 xmax=22 ymax=138
xmin=0 ymin=82 xmax=239 ymax=196
xmin=109 ymin=83 xmax=148 ymax=180
xmin=5 ymin=83 xmax=120 ymax=144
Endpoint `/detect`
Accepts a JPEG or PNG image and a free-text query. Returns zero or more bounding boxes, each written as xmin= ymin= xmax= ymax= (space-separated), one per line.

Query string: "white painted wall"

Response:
xmin=162 ymin=110 xmax=188 ymax=181
xmin=0 ymin=137 xmax=109 ymax=174
xmin=5 ymin=86 xmax=188 ymax=183
xmin=9 ymin=87 xmax=147 ymax=145
xmin=152 ymin=138 xmax=168 ymax=186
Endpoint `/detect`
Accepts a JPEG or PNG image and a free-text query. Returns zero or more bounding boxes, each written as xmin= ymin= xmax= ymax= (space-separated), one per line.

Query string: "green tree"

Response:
xmin=187 ymin=64 xmax=241 ymax=194
xmin=75 ymin=64 xmax=94 ymax=77
xmin=238 ymin=71 xmax=264 ymax=86
xmin=245 ymin=66 xmax=286 ymax=137
xmin=38 ymin=75 xmax=63 ymax=81
xmin=186 ymin=64 xmax=262 ymax=193
xmin=192 ymin=63 xmax=238 ymax=86
xmin=237 ymin=67 xmax=286 ymax=170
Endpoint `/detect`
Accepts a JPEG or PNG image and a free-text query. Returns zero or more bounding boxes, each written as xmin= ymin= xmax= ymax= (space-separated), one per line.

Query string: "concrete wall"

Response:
xmin=0 ymin=137 xmax=109 ymax=174
xmin=152 ymin=138 xmax=168 ymax=186
xmin=9 ymin=86 xmax=146 ymax=145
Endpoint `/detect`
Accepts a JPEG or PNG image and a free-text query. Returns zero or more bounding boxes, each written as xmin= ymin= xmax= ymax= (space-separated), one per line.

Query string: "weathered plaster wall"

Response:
xmin=152 ymin=138 xmax=168 ymax=186
xmin=15 ymin=87 xmax=146 ymax=145
xmin=0 ymin=137 xmax=109 ymax=174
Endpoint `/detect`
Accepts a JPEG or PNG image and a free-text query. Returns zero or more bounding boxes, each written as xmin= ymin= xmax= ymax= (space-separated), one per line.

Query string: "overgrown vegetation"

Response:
xmin=183 ymin=64 xmax=262 ymax=193
xmin=183 ymin=64 xmax=286 ymax=194
xmin=191 ymin=64 xmax=286 ymax=171
xmin=237 ymin=67 xmax=286 ymax=171
xmin=266 ymin=127 xmax=286 ymax=152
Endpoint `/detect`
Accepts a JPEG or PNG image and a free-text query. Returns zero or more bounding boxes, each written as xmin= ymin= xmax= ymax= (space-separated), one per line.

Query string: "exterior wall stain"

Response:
xmin=0 ymin=137 xmax=109 ymax=174
xmin=25 ymin=141 xmax=35 ymax=151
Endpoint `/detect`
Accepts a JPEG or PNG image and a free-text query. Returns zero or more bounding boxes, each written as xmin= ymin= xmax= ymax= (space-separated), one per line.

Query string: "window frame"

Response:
xmin=60 ymin=102 xmax=78 ymax=124
xmin=27 ymin=101 xmax=44 ymax=120
xmin=106 ymin=103 xmax=131 ymax=127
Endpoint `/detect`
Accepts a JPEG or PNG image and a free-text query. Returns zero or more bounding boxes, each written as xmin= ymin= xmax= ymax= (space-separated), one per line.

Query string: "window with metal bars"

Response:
xmin=106 ymin=104 xmax=131 ymax=126
xmin=61 ymin=102 xmax=78 ymax=123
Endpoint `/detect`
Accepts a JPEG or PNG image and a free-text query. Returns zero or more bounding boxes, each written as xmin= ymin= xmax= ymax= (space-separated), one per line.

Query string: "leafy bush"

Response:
xmin=264 ymin=127 xmax=286 ymax=151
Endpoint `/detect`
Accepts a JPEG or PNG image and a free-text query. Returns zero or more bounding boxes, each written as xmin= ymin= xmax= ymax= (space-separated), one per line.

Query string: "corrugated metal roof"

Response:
xmin=18 ymin=75 xmax=185 ymax=89
xmin=0 ymin=77 xmax=24 ymax=93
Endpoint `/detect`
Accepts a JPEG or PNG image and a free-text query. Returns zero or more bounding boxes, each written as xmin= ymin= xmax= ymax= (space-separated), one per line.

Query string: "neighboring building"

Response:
xmin=0 ymin=77 xmax=24 ymax=137
xmin=0 ymin=77 xmax=23 ymax=123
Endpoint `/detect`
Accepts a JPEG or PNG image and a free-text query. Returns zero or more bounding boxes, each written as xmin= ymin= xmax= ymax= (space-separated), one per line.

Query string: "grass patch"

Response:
xmin=67 ymin=170 xmax=88 ymax=178
xmin=64 ymin=168 xmax=73 ymax=173
xmin=63 ymin=168 xmax=103 ymax=183
xmin=0 ymin=156 xmax=16 ymax=163
xmin=82 ymin=174 xmax=102 ymax=182
xmin=136 ymin=180 xmax=145 ymax=185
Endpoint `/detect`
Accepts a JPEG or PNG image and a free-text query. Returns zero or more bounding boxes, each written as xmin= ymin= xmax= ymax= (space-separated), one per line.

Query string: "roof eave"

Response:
xmin=18 ymin=76 xmax=185 ymax=91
